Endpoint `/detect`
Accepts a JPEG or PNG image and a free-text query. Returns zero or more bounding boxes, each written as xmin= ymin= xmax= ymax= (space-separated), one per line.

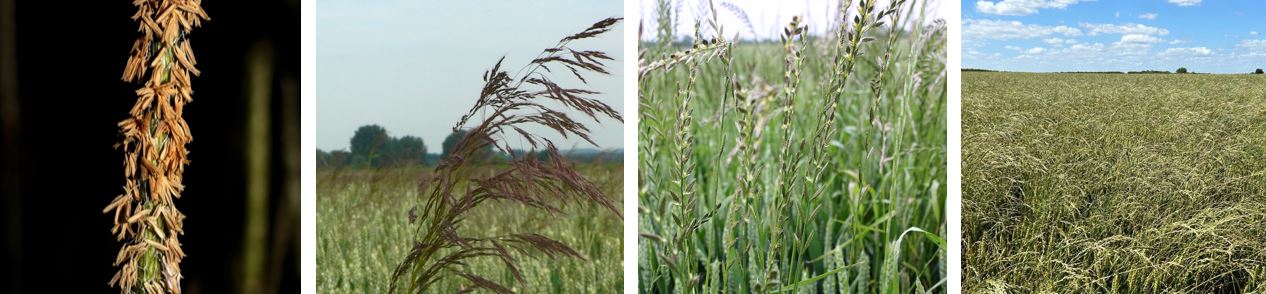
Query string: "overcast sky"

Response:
xmin=317 ymin=0 xmax=624 ymax=151
xmin=964 ymin=0 xmax=1266 ymax=73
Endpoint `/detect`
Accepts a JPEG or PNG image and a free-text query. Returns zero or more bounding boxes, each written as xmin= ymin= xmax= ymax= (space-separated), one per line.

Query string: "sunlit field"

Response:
xmin=963 ymin=72 xmax=1266 ymax=292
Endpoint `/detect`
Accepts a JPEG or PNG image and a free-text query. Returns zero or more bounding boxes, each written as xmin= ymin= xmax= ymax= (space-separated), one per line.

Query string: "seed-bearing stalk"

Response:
xmin=808 ymin=0 xmax=863 ymax=182
xmin=104 ymin=1 xmax=207 ymax=293
xmin=671 ymin=24 xmax=704 ymax=292
xmin=763 ymin=15 xmax=806 ymax=291
xmin=388 ymin=18 xmax=623 ymax=294
xmin=867 ymin=0 xmax=908 ymax=176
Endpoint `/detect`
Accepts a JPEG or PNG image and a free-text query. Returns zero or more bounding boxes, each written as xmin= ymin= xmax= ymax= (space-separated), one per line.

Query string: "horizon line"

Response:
xmin=962 ymin=68 xmax=1265 ymax=74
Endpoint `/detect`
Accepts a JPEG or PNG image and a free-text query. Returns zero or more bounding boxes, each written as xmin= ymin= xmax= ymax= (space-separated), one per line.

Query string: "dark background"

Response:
xmin=0 ymin=0 xmax=300 ymax=292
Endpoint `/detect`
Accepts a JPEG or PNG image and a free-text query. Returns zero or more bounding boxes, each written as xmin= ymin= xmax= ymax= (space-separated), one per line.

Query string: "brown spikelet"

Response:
xmin=508 ymin=233 xmax=586 ymax=260
xmin=453 ymin=271 xmax=514 ymax=294
xmin=106 ymin=0 xmax=206 ymax=293
xmin=388 ymin=17 xmax=622 ymax=293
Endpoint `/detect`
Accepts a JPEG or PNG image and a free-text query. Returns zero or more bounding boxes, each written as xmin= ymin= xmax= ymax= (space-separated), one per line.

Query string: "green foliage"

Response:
xmin=382 ymin=135 xmax=427 ymax=166
xmin=350 ymin=124 xmax=389 ymax=166
xmin=440 ymin=129 xmax=464 ymax=156
xmin=1255 ymin=68 xmax=1263 ymax=74
xmin=441 ymin=129 xmax=494 ymax=163
xmin=340 ymin=125 xmax=429 ymax=168
xmin=963 ymin=72 xmax=1266 ymax=293
xmin=638 ymin=0 xmax=947 ymax=292
xmin=1176 ymin=67 xmax=1189 ymax=73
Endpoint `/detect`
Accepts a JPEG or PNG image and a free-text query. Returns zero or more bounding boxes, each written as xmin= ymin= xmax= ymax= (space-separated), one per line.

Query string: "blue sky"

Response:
xmin=316 ymin=0 xmax=623 ymax=151
xmin=964 ymin=0 xmax=1266 ymax=73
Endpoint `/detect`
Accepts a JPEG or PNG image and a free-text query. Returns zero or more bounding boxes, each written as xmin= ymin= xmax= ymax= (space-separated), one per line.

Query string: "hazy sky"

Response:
xmin=317 ymin=0 xmax=624 ymax=151
xmin=639 ymin=0 xmax=943 ymax=41
xmin=964 ymin=0 xmax=1266 ymax=73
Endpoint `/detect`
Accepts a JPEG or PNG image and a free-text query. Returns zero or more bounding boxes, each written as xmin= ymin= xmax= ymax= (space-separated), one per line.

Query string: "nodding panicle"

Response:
xmin=388 ymin=17 xmax=624 ymax=293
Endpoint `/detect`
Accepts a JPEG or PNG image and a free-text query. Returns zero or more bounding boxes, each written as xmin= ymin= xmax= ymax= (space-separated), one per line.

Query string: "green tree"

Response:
xmin=440 ymin=129 xmax=466 ymax=157
xmin=1176 ymin=67 xmax=1189 ymax=74
xmin=441 ymin=129 xmax=494 ymax=163
xmin=1254 ymin=68 xmax=1263 ymax=74
xmin=350 ymin=124 xmax=389 ymax=167
xmin=385 ymin=136 xmax=428 ymax=166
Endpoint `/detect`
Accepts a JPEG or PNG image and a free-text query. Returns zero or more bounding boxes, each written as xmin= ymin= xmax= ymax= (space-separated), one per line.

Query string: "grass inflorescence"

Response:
xmin=638 ymin=0 xmax=947 ymax=292
xmin=384 ymin=17 xmax=624 ymax=294
xmin=104 ymin=0 xmax=208 ymax=293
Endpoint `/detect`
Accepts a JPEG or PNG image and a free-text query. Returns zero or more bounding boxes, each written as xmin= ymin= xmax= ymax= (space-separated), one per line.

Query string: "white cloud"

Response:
xmin=1005 ymin=45 xmax=1024 ymax=51
xmin=1163 ymin=47 xmax=1212 ymax=56
xmin=1239 ymin=39 xmax=1266 ymax=50
xmin=1025 ymin=47 xmax=1049 ymax=55
xmin=1112 ymin=41 xmax=1154 ymax=54
xmin=964 ymin=19 xmax=1082 ymax=40
xmin=1138 ymin=13 xmax=1158 ymax=20
xmin=1168 ymin=0 xmax=1201 ymax=6
xmin=1168 ymin=39 xmax=1188 ymax=45
xmin=976 ymin=0 xmax=1089 ymax=16
xmin=1059 ymin=43 xmax=1109 ymax=58
xmin=1252 ymin=31 xmax=1260 ymax=36
xmin=1119 ymin=34 xmax=1164 ymax=44
xmin=1067 ymin=43 xmax=1105 ymax=52
xmin=1082 ymin=23 xmax=1169 ymax=36
xmin=1043 ymin=37 xmax=1078 ymax=46
xmin=1239 ymin=40 xmax=1266 ymax=57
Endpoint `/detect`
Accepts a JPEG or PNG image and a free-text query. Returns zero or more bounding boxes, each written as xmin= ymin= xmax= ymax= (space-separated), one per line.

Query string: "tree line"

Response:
xmin=316 ymin=124 xmax=621 ymax=168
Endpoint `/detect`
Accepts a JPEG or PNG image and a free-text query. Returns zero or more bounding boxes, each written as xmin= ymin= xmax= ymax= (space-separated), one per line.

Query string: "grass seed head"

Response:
xmin=107 ymin=0 xmax=206 ymax=293
xmin=388 ymin=17 xmax=624 ymax=294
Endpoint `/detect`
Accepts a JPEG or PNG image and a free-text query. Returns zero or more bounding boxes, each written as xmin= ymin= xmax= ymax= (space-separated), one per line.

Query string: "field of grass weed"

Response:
xmin=963 ymin=72 xmax=1266 ymax=293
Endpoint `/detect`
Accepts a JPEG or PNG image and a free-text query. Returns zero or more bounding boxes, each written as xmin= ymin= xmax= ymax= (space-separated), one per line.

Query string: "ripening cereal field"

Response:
xmin=316 ymin=166 xmax=623 ymax=293
xmin=963 ymin=72 xmax=1266 ymax=292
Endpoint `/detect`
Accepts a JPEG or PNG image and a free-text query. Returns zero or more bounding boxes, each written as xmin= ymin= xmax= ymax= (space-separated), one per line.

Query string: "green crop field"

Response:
xmin=963 ymin=72 xmax=1266 ymax=292
xmin=638 ymin=1 xmax=947 ymax=292
xmin=316 ymin=165 xmax=623 ymax=293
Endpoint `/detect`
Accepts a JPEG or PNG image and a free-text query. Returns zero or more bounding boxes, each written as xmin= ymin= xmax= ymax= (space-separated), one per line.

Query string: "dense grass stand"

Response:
xmin=963 ymin=72 xmax=1266 ymax=292
xmin=639 ymin=0 xmax=947 ymax=292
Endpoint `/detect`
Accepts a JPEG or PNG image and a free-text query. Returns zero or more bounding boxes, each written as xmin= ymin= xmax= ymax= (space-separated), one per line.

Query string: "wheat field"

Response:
xmin=638 ymin=0 xmax=947 ymax=292
xmin=963 ymin=72 xmax=1266 ymax=292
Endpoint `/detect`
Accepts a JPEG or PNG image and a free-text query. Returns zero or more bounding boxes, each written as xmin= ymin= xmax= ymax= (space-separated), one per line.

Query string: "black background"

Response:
xmin=1 ymin=0 xmax=300 ymax=292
